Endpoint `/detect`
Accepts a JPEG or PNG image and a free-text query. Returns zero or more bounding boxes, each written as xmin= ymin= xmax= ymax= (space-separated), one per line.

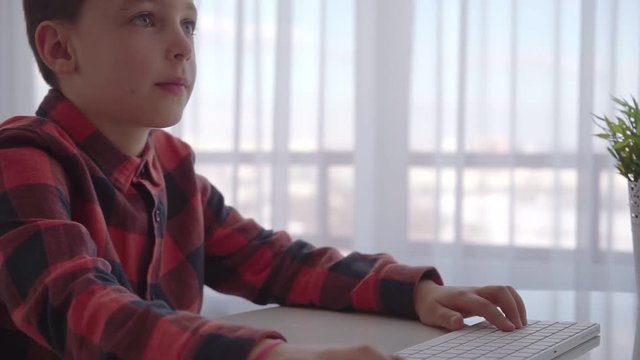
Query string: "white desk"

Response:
xmin=203 ymin=290 xmax=637 ymax=359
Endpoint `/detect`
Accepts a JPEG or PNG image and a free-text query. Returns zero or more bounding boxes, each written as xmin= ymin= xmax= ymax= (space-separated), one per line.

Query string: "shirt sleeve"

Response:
xmin=0 ymin=133 xmax=283 ymax=360
xmin=198 ymin=176 xmax=443 ymax=319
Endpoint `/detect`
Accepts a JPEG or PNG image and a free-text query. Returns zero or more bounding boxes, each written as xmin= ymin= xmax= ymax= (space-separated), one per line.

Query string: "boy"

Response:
xmin=0 ymin=0 xmax=527 ymax=359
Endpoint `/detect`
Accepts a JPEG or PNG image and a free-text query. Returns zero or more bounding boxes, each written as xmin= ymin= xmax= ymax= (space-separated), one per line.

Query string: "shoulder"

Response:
xmin=150 ymin=129 xmax=196 ymax=166
xmin=149 ymin=130 xmax=213 ymax=194
xmin=0 ymin=117 xmax=77 ymax=191
xmin=0 ymin=116 xmax=82 ymax=189
xmin=0 ymin=116 xmax=78 ymax=155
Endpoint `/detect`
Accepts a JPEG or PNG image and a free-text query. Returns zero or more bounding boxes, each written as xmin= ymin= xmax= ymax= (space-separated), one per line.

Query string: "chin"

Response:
xmin=151 ymin=117 xmax=183 ymax=129
xmin=148 ymin=108 xmax=185 ymax=129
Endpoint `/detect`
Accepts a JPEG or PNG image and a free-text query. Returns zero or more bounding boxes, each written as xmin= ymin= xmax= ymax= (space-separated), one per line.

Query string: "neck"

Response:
xmin=61 ymin=88 xmax=151 ymax=157
xmin=76 ymin=103 xmax=150 ymax=157
xmin=95 ymin=123 xmax=150 ymax=157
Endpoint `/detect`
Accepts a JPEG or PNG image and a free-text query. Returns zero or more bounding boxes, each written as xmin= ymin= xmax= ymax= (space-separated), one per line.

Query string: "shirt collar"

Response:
xmin=36 ymin=89 xmax=159 ymax=191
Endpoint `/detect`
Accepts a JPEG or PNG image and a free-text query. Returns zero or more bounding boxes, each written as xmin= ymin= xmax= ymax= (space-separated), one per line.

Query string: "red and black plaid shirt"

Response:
xmin=0 ymin=89 xmax=442 ymax=359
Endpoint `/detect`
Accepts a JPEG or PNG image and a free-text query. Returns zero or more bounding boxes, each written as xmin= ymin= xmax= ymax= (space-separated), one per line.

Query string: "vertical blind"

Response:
xmin=1 ymin=0 xmax=638 ymax=292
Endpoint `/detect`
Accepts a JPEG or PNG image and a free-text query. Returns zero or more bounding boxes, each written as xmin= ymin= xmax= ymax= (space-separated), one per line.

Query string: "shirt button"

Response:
xmin=153 ymin=209 xmax=161 ymax=223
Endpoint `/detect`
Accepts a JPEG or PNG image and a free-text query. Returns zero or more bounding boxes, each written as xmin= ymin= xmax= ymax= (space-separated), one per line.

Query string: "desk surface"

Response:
xmin=209 ymin=290 xmax=637 ymax=359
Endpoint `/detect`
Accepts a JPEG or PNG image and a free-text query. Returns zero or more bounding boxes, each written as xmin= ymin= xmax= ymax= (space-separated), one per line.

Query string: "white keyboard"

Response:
xmin=395 ymin=320 xmax=600 ymax=360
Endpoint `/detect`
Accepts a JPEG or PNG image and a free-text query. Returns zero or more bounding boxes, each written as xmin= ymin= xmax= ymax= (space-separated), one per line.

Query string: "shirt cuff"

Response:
xmin=378 ymin=264 xmax=443 ymax=319
xmin=188 ymin=326 xmax=286 ymax=360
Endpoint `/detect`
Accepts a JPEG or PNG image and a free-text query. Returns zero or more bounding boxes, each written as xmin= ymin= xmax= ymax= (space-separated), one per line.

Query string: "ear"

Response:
xmin=34 ymin=21 xmax=78 ymax=76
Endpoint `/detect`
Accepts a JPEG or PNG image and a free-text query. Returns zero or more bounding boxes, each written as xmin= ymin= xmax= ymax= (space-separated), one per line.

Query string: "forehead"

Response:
xmin=117 ymin=0 xmax=197 ymax=12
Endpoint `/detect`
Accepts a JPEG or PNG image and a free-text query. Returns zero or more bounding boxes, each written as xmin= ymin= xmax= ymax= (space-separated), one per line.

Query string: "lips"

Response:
xmin=155 ymin=78 xmax=189 ymax=95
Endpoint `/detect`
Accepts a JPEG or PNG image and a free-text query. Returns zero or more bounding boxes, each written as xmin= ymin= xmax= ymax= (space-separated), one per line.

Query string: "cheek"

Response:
xmin=76 ymin=44 xmax=106 ymax=79
xmin=113 ymin=50 xmax=151 ymax=78
xmin=89 ymin=40 xmax=153 ymax=82
xmin=188 ymin=60 xmax=197 ymax=87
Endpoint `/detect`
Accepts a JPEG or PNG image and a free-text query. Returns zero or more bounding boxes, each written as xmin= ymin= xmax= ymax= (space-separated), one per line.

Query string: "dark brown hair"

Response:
xmin=23 ymin=0 xmax=87 ymax=88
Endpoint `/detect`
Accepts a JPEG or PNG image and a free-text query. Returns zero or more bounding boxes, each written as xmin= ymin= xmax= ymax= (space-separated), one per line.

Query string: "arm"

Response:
xmin=198 ymin=176 xmax=442 ymax=319
xmin=0 ymin=141 xmax=281 ymax=359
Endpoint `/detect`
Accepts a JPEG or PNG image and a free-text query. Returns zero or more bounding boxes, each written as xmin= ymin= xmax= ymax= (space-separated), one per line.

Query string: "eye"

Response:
xmin=132 ymin=12 xmax=155 ymax=27
xmin=182 ymin=20 xmax=197 ymax=36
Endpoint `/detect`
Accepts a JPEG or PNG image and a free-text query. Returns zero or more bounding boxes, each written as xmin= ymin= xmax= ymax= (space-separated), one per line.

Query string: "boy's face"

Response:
xmin=64 ymin=0 xmax=197 ymax=131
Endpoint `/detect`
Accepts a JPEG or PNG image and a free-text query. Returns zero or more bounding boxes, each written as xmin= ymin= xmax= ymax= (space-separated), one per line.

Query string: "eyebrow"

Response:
xmin=119 ymin=0 xmax=197 ymax=14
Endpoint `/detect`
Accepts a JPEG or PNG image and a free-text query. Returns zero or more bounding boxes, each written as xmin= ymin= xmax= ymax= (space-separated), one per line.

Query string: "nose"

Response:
xmin=167 ymin=26 xmax=193 ymax=62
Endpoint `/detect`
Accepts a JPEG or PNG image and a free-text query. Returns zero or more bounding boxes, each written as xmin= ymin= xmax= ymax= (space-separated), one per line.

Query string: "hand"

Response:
xmin=414 ymin=281 xmax=527 ymax=332
xmin=251 ymin=340 xmax=403 ymax=360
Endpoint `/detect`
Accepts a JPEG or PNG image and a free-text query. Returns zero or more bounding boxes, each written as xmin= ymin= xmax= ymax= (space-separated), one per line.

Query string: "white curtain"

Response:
xmin=1 ymin=0 xmax=638 ymax=292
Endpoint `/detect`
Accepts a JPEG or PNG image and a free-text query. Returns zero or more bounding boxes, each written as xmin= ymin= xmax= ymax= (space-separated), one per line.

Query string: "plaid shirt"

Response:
xmin=0 ymin=89 xmax=442 ymax=360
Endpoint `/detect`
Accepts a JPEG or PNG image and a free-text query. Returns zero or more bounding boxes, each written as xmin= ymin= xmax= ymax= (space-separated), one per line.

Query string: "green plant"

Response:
xmin=594 ymin=95 xmax=640 ymax=182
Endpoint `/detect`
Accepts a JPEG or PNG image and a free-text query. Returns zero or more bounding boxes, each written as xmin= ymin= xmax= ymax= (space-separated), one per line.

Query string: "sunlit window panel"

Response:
xmin=462 ymin=169 xmax=510 ymax=246
xmin=408 ymin=168 xmax=457 ymax=244
xmin=239 ymin=0 xmax=277 ymax=153
xmin=439 ymin=169 xmax=457 ymax=243
xmin=514 ymin=169 xmax=555 ymax=248
xmin=323 ymin=0 xmax=355 ymax=151
xmin=288 ymin=166 xmax=318 ymax=236
xmin=556 ymin=170 xmax=578 ymax=250
xmin=599 ymin=170 xmax=633 ymax=253
xmin=439 ymin=0 xmax=461 ymax=153
xmin=289 ymin=0 xmax=320 ymax=152
xmin=609 ymin=0 xmax=640 ymax=98
xmin=237 ymin=165 xmax=272 ymax=228
xmin=464 ymin=0 xmax=511 ymax=154
xmin=592 ymin=0 xmax=640 ymax=153
xmin=195 ymin=164 xmax=234 ymax=204
xmin=591 ymin=1 xmax=608 ymax=142
xmin=188 ymin=0 xmax=237 ymax=151
xmin=557 ymin=0 xmax=580 ymax=153
xmin=409 ymin=167 xmax=438 ymax=242
xmin=410 ymin=0 xmax=438 ymax=153
xmin=514 ymin=0 xmax=555 ymax=153
xmin=328 ymin=166 xmax=354 ymax=237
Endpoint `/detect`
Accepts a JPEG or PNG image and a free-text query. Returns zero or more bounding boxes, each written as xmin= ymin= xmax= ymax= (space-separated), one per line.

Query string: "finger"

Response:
xmin=506 ymin=286 xmax=528 ymax=326
xmin=461 ymin=293 xmax=515 ymax=331
xmin=476 ymin=286 xmax=523 ymax=328
xmin=430 ymin=304 xmax=465 ymax=331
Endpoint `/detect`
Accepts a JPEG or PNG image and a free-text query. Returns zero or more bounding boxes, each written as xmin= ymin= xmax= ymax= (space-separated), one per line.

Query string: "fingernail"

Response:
xmin=513 ymin=319 xmax=522 ymax=329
